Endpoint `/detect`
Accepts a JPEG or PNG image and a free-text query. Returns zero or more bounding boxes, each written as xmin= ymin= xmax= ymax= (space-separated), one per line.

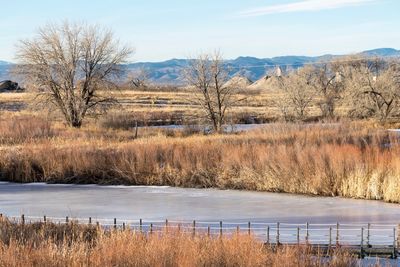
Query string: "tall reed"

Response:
xmin=0 ymin=120 xmax=399 ymax=202
xmin=0 ymin=219 xmax=362 ymax=267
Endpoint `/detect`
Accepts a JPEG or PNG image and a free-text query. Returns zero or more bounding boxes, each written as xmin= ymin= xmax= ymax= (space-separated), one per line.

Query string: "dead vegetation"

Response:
xmin=0 ymin=115 xmax=399 ymax=202
xmin=0 ymin=218 xmax=364 ymax=267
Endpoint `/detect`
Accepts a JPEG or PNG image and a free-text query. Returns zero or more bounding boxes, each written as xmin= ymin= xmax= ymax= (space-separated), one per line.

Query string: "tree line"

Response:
xmin=275 ymin=56 xmax=400 ymax=123
xmin=12 ymin=21 xmax=400 ymax=131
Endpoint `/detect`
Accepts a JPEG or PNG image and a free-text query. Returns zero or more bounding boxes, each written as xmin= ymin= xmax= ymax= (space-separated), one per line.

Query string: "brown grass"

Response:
xmin=0 ymin=115 xmax=399 ymax=202
xmin=0 ymin=218 xmax=364 ymax=267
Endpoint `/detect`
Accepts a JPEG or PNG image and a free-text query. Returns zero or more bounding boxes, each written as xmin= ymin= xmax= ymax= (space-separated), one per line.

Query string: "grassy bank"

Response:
xmin=0 ymin=115 xmax=399 ymax=202
xmin=0 ymin=218 xmax=364 ymax=266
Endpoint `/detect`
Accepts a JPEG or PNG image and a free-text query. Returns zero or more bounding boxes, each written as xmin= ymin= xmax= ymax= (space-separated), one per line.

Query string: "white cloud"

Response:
xmin=239 ymin=0 xmax=377 ymax=17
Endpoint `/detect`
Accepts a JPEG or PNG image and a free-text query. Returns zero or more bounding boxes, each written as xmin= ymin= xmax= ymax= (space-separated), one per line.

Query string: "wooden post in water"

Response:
xmin=89 ymin=217 xmax=92 ymax=225
xmin=150 ymin=223 xmax=153 ymax=235
xmin=21 ymin=214 xmax=25 ymax=225
xmin=367 ymin=223 xmax=370 ymax=247
xmin=219 ymin=221 xmax=223 ymax=237
xmin=193 ymin=220 xmax=196 ymax=237
xmin=266 ymin=226 xmax=270 ymax=244
xmin=207 ymin=226 xmax=210 ymax=237
xmin=114 ymin=218 xmax=117 ymax=230
xmin=276 ymin=222 xmax=280 ymax=245
xmin=139 ymin=219 xmax=143 ymax=233
xmin=165 ymin=219 xmax=168 ymax=233
xmin=237 ymin=226 xmax=240 ymax=235
xmin=123 ymin=222 xmax=126 ymax=231
xmin=43 ymin=215 xmax=47 ymax=224
xmin=248 ymin=222 xmax=251 ymax=235
xmin=360 ymin=228 xmax=364 ymax=259
xmin=65 ymin=216 xmax=69 ymax=224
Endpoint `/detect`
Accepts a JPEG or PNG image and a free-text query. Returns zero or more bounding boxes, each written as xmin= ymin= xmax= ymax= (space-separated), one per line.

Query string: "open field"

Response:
xmin=0 ymin=217 xmax=384 ymax=267
xmin=0 ymin=89 xmax=345 ymax=127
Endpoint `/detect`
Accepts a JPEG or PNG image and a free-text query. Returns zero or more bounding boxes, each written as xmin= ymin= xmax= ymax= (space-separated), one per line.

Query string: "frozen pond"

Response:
xmin=0 ymin=182 xmax=399 ymax=224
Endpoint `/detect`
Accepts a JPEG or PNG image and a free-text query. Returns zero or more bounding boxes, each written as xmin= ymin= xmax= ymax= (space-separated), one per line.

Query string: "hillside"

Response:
xmin=125 ymin=48 xmax=400 ymax=85
xmin=1 ymin=48 xmax=399 ymax=84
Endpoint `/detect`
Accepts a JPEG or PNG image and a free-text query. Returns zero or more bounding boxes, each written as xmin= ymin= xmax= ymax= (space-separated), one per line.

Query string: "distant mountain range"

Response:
xmin=1 ymin=48 xmax=399 ymax=85
xmin=126 ymin=48 xmax=400 ymax=85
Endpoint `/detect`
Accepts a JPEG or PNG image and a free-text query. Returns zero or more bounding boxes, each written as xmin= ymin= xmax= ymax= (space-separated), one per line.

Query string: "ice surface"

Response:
xmin=0 ymin=182 xmax=399 ymax=223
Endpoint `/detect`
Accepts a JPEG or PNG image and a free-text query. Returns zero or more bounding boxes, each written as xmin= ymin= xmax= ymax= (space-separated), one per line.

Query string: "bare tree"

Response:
xmin=346 ymin=57 xmax=400 ymax=122
xmin=311 ymin=62 xmax=345 ymax=119
xmin=15 ymin=21 xmax=133 ymax=128
xmin=183 ymin=52 xmax=238 ymax=133
xmin=276 ymin=66 xmax=315 ymax=121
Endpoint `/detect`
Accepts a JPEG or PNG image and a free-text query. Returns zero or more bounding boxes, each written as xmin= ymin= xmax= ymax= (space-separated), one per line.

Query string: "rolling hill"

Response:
xmin=1 ymin=48 xmax=399 ymax=85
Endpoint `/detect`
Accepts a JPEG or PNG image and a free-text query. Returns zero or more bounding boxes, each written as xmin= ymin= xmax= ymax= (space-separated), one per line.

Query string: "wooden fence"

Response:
xmin=2 ymin=214 xmax=399 ymax=258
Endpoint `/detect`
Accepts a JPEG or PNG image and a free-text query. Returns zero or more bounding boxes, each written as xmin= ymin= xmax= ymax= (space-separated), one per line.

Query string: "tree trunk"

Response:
xmin=70 ymin=119 xmax=82 ymax=128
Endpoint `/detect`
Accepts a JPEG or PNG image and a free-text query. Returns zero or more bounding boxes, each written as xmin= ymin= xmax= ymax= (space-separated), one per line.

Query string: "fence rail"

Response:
xmin=1 ymin=213 xmax=399 ymax=258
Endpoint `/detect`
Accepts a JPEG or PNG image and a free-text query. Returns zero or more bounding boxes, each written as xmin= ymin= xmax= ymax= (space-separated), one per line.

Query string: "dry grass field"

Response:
xmin=0 ymin=218 xmax=368 ymax=267
xmin=0 ymin=89 xmax=335 ymax=127
xmin=0 ymin=95 xmax=399 ymax=202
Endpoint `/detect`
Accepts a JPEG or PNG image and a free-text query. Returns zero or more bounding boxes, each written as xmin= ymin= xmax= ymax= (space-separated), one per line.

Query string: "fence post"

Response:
xmin=134 ymin=120 xmax=138 ymax=139
xmin=276 ymin=222 xmax=280 ymax=245
xmin=397 ymin=224 xmax=400 ymax=251
xmin=66 ymin=216 xmax=69 ymax=224
xmin=336 ymin=222 xmax=340 ymax=246
xmin=139 ymin=219 xmax=143 ymax=233
xmin=150 ymin=223 xmax=153 ymax=235
xmin=328 ymin=227 xmax=332 ymax=255
xmin=220 ymin=221 xmax=223 ymax=237
xmin=237 ymin=226 xmax=240 ymax=235
xmin=178 ymin=223 xmax=181 ymax=233
xmin=297 ymin=227 xmax=300 ymax=245
xmin=360 ymin=228 xmax=364 ymax=259
xmin=89 ymin=217 xmax=92 ymax=225
xmin=114 ymin=218 xmax=117 ymax=230
xmin=43 ymin=215 xmax=47 ymax=224
xmin=266 ymin=226 xmax=270 ymax=244
xmin=367 ymin=223 xmax=370 ymax=247
xmin=207 ymin=226 xmax=210 ymax=237
xmin=306 ymin=222 xmax=309 ymax=244
xmin=123 ymin=222 xmax=126 ymax=231
xmin=193 ymin=220 xmax=196 ymax=237
xmin=165 ymin=219 xmax=168 ymax=233
xmin=248 ymin=222 xmax=251 ymax=235
xmin=393 ymin=227 xmax=397 ymax=259
xmin=21 ymin=214 xmax=25 ymax=225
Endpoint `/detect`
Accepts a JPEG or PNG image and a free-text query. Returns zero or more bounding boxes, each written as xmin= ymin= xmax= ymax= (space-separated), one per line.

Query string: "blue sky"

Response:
xmin=1 ymin=0 xmax=399 ymax=62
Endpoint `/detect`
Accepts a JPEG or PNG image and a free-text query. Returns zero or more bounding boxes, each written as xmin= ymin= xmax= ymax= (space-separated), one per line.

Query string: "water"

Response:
xmin=0 ymin=182 xmax=399 ymax=223
xmin=143 ymin=123 xmax=264 ymax=133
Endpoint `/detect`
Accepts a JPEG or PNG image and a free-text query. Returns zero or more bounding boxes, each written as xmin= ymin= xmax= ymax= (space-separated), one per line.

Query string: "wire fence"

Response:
xmin=3 ymin=214 xmax=399 ymax=249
